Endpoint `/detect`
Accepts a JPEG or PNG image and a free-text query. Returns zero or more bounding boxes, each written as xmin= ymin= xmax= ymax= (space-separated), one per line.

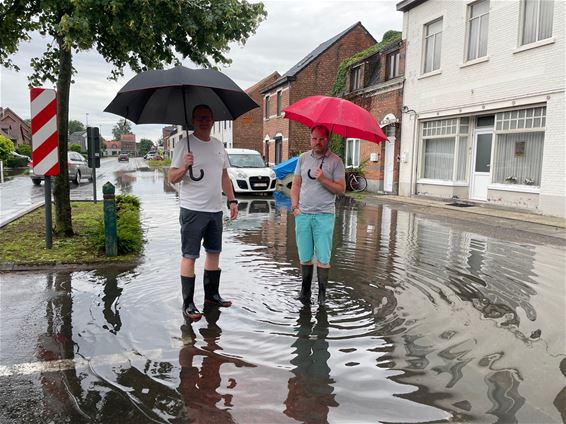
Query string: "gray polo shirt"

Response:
xmin=294 ymin=149 xmax=345 ymax=214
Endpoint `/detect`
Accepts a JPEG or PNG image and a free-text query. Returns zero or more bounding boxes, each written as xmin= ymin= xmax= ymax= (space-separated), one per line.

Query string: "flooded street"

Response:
xmin=1 ymin=167 xmax=565 ymax=423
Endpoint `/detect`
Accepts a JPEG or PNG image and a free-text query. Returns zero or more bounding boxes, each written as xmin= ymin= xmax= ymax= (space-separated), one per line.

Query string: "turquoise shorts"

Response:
xmin=294 ymin=213 xmax=335 ymax=265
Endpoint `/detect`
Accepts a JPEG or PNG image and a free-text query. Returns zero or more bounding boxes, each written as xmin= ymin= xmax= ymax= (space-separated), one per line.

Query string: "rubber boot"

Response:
xmin=317 ymin=267 xmax=329 ymax=306
xmin=296 ymin=264 xmax=313 ymax=305
xmin=204 ymin=269 xmax=232 ymax=307
xmin=181 ymin=275 xmax=202 ymax=321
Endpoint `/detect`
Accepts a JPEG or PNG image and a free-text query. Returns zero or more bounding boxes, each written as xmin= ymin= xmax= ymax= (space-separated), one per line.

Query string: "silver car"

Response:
xmin=29 ymin=151 xmax=93 ymax=185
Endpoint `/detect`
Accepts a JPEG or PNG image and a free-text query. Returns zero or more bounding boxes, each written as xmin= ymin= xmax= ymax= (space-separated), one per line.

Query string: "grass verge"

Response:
xmin=0 ymin=201 xmax=140 ymax=267
xmin=147 ymin=158 xmax=171 ymax=168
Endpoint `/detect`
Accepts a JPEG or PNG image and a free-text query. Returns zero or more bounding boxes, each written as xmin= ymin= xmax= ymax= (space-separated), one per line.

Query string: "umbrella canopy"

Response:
xmin=282 ymin=95 xmax=387 ymax=143
xmin=104 ymin=66 xmax=258 ymax=126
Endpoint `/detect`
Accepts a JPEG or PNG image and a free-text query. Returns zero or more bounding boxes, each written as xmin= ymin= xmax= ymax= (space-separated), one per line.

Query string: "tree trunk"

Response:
xmin=53 ymin=38 xmax=73 ymax=236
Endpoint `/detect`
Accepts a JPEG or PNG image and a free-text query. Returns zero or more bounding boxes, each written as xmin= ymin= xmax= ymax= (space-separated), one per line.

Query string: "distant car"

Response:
xmin=226 ymin=148 xmax=276 ymax=194
xmin=29 ymin=151 xmax=93 ymax=185
xmin=145 ymin=151 xmax=162 ymax=160
xmin=118 ymin=153 xmax=129 ymax=162
xmin=10 ymin=151 xmax=31 ymax=162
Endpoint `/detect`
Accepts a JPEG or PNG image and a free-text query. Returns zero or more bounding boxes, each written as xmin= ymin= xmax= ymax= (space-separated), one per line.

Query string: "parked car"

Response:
xmin=226 ymin=148 xmax=276 ymax=194
xmin=29 ymin=151 xmax=93 ymax=185
xmin=144 ymin=151 xmax=156 ymax=160
xmin=118 ymin=153 xmax=129 ymax=162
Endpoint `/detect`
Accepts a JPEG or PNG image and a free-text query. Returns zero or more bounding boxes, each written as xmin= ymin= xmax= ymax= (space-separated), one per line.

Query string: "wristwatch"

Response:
xmin=227 ymin=199 xmax=238 ymax=208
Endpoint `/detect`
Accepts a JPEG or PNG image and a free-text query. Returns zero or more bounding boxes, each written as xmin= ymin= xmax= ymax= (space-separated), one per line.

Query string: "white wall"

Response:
xmin=399 ymin=0 xmax=565 ymax=217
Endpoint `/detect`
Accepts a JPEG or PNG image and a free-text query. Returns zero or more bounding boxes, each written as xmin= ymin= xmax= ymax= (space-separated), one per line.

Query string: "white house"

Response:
xmin=397 ymin=0 xmax=565 ymax=217
xmin=211 ymin=120 xmax=233 ymax=149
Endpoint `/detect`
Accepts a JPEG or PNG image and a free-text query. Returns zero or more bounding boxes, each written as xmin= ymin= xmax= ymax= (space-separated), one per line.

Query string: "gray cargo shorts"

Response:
xmin=179 ymin=208 xmax=223 ymax=259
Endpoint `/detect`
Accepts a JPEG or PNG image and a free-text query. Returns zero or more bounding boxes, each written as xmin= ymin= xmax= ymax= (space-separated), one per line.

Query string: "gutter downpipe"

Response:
xmin=410 ymin=111 xmax=419 ymax=196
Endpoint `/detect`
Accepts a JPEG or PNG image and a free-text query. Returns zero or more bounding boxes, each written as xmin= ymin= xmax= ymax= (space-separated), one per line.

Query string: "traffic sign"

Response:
xmin=30 ymin=88 xmax=59 ymax=176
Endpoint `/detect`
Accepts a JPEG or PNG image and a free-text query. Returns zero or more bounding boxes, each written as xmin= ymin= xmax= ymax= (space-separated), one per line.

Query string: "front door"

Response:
xmin=470 ymin=131 xmax=493 ymax=201
xmin=384 ymin=137 xmax=394 ymax=192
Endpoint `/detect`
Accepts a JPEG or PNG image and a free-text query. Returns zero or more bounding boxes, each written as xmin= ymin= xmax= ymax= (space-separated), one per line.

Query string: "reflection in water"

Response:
xmin=114 ymin=170 xmax=136 ymax=193
xmin=178 ymin=305 xmax=255 ymax=423
xmin=284 ymin=306 xmax=338 ymax=423
xmin=5 ymin=179 xmax=563 ymax=423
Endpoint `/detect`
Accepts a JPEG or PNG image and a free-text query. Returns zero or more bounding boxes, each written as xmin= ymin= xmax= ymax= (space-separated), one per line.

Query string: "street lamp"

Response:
xmin=86 ymin=113 xmax=89 ymax=127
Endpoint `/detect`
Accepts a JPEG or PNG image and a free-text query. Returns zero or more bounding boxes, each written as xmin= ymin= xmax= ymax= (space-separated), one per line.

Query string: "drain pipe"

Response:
xmin=402 ymin=106 xmax=418 ymax=196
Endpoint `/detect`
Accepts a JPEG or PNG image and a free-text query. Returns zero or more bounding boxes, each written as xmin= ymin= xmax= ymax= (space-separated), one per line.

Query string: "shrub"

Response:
xmin=89 ymin=194 xmax=143 ymax=255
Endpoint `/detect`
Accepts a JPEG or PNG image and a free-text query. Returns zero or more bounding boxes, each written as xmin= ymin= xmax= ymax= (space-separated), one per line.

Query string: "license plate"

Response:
xmin=254 ymin=183 xmax=267 ymax=187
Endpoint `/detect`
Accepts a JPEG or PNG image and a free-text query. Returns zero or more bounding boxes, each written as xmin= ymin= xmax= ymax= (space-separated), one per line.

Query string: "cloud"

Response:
xmin=1 ymin=0 xmax=402 ymax=142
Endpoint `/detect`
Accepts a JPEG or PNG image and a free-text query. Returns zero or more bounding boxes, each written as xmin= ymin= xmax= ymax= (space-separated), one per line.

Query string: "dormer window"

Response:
xmin=387 ymin=51 xmax=401 ymax=79
xmin=350 ymin=65 xmax=363 ymax=91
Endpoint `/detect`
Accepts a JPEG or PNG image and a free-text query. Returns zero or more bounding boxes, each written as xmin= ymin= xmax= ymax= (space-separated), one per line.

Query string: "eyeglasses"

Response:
xmin=194 ymin=115 xmax=212 ymax=122
xmin=310 ymin=136 xmax=328 ymax=142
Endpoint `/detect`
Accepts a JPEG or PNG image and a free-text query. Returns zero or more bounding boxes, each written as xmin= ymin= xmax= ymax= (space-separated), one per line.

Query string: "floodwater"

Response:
xmin=1 ymin=168 xmax=565 ymax=423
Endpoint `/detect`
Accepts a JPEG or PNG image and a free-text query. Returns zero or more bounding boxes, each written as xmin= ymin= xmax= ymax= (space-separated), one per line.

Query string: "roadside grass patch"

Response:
xmin=0 ymin=199 xmax=142 ymax=266
xmin=147 ymin=158 xmax=171 ymax=168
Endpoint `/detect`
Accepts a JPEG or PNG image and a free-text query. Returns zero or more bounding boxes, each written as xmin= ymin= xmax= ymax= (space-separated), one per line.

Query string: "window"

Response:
xmin=345 ymin=138 xmax=360 ymax=168
xmin=277 ymin=91 xmax=282 ymax=116
xmin=492 ymin=107 xmax=546 ymax=186
xmin=350 ymin=65 xmax=362 ymax=91
xmin=265 ymin=95 xmax=270 ymax=119
xmin=423 ymin=18 xmax=443 ymax=73
xmin=521 ymin=0 xmax=554 ymax=45
xmin=421 ymin=117 xmax=469 ymax=181
xmin=466 ymin=0 xmax=489 ymax=61
xmin=387 ymin=51 xmax=401 ymax=79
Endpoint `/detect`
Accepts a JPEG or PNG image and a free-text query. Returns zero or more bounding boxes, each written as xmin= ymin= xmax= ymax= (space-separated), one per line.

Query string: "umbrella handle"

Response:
xmin=188 ymin=166 xmax=204 ymax=181
xmin=307 ymin=158 xmax=325 ymax=180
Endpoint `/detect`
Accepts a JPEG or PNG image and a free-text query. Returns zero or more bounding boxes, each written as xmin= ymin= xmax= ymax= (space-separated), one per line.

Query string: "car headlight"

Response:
xmin=236 ymin=171 xmax=247 ymax=179
xmin=269 ymin=170 xmax=276 ymax=179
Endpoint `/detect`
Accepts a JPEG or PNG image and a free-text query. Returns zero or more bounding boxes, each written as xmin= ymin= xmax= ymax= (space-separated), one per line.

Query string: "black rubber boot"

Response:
xmin=181 ymin=275 xmax=202 ymax=321
xmin=204 ymin=269 xmax=232 ymax=307
xmin=296 ymin=264 xmax=313 ymax=305
xmin=317 ymin=267 xmax=329 ymax=306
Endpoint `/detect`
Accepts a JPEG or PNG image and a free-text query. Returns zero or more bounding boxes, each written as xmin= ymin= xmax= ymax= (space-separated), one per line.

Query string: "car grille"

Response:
xmin=249 ymin=176 xmax=271 ymax=190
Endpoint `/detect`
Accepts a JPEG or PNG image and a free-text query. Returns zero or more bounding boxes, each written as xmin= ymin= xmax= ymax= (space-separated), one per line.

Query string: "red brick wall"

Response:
xmin=233 ymin=72 xmax=280 ymax=153
xmin=262 ymin=24 xmax=376 ymax=164
xmin=345 ymin=40 xmax=405 ymax=191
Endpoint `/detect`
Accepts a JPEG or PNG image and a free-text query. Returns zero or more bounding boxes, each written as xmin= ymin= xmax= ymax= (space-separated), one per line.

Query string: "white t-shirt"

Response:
xmin=171 ymin=134 xmax=229 ymax=212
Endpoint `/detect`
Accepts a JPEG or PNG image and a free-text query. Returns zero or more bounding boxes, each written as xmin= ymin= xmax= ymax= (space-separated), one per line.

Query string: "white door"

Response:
xmin=383 ymin=137 xmax=394 ymax=192
xmin=470 ymin=131 xmax=493 ymax=201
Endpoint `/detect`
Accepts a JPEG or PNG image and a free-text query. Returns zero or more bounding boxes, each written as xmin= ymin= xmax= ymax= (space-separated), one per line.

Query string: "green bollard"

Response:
xmin=103 ymin=182 xmax=118 ymax=257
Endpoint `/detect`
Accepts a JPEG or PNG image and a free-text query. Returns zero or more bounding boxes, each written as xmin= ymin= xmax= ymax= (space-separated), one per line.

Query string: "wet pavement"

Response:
xmin=1 ymin=165 xmax=565 ymax=423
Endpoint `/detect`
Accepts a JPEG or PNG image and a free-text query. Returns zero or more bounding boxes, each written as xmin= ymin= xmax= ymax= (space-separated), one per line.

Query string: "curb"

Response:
xmin=0 ymin=201 xmax=45 ymax=228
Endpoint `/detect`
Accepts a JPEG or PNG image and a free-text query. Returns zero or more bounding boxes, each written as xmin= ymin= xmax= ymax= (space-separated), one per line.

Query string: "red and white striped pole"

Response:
xmin=30 ymin=88 xmax=58 ymax=248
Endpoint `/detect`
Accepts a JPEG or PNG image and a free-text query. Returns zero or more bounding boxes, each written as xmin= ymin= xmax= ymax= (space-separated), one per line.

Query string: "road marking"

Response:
xmin=0 ymin=349 xmax=167 ymax=377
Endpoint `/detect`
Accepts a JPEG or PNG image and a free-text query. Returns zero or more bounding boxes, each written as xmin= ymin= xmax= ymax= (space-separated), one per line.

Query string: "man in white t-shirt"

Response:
xmin=169 ymin=104 xmax=238 ymax=321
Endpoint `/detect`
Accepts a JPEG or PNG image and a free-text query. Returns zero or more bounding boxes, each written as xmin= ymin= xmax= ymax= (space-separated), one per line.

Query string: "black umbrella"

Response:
xmin=104 ymin=66 xmax=258 ymax=180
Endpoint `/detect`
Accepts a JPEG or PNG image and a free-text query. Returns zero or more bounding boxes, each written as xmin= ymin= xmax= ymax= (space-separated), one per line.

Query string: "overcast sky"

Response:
xmin=0 ymin=0 xmax=403 ymax=142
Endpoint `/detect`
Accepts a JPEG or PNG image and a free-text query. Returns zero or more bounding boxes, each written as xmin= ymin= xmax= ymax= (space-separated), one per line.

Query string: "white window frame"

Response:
xmin=350 ymin=65 xmax=363 ymax=91
xmin=423 ymin=18 xmax=443 ymax=74
xmin=419 ymin=117 xmax=469 ymax=183
xmin=465 ymin=0 xmax=490 ymax=62
xmin=520 ymin=0 xmax=554 ymax=46
xmin=345 ymin=138 xmax=361 ymax=168
xmin=387 ymin=51 xmax=401 ymax=79
xmin=264 ymin=95 xmax=270 ymax=119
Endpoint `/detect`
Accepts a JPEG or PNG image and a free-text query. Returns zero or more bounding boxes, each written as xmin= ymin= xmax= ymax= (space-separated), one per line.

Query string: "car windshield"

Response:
xmin=228 ymin=153 xmax=265 ymax=168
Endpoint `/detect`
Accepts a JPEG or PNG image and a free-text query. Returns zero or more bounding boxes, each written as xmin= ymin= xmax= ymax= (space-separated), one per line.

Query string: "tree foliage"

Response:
xmin=0 ymin=135 xmax=15 ymax=162
xmin=112 ymin=119 xmax=132 ymax=140
xmin=0 ymin=0 xmax=266 ymax=235
xmin=139 ymin=138 xmax=154 ymax=156
xmin=69 ymin=143 xmax=82 ymax=153
xmin=68 ymin=119 xmax=85 ymax=134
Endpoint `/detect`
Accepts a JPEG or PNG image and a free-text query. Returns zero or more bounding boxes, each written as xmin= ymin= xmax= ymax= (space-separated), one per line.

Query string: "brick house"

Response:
xmin=260 ymin=22 xmax=377 ymax=165
xmin=232 ymin=71 xmax=280 ymax=154
xmin=104 ymin=140 xmax=121 ymax=156
xmin=120 ymin=133 xmax=136 ymax=156
xmin=397 ymin=0 xmax=565 ymax=217
xmin=340 ymin=32 xmax=405 ymax=194
xmin=0 ymin=107 xmax=31 ymax=148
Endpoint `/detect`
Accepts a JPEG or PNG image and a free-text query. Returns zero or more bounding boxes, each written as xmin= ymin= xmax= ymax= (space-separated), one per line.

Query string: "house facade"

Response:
xmin=0 ymin=107 xmax=31 ymax=148
xmin=233 ymin=72 xmax=280 ymax=154
xmin=120 ymin=133 xmax=137 ymax=156
xmin=261 ymin=22 xmax=377 ymax=165
xmin=397 ymin=0 xmax=565 ymax=217
xmin=69 ymin=131 xmax=87 ymax=151
xmin=342 ymin=33 xmax=405 ymax=194
xmin=104 ymin=140 xmax=121 ymax=156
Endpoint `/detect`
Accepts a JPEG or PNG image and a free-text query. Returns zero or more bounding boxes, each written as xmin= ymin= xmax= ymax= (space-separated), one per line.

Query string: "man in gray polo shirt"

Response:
xmin=290 ymin=125 xmax=346 ymax=305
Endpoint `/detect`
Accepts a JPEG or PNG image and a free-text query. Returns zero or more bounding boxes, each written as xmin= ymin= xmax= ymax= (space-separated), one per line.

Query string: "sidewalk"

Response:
xmin=355 ymin=192 xmax=566 ymax=241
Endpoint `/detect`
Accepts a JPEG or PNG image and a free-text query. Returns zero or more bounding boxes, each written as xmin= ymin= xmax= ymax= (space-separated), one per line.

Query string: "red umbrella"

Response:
xmin=282 ymin=95 xmax=387 ymax=143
